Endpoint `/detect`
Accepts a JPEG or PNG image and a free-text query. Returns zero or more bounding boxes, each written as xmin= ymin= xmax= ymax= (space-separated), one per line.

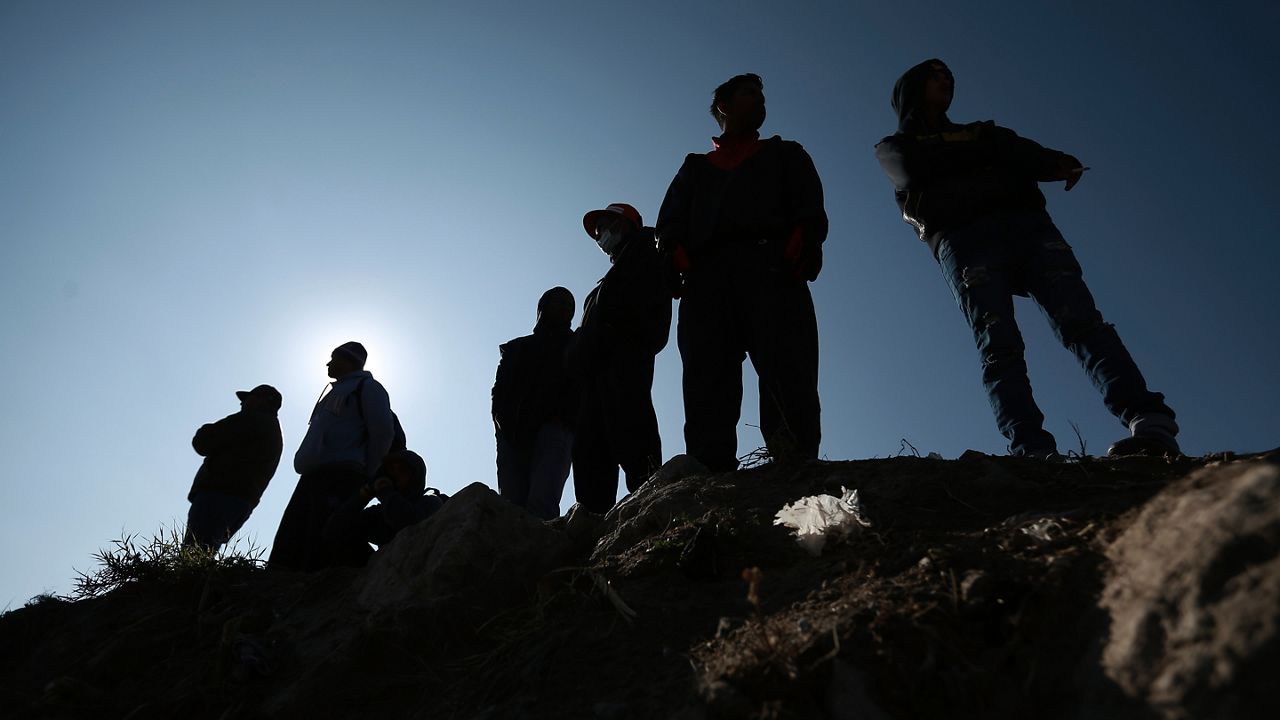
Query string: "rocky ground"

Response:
xmin=2 ymin=449 xmax=1277 ymax=719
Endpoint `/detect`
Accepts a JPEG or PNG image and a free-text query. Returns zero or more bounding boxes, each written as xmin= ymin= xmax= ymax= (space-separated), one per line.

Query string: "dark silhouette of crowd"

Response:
xmin=178 ymin=67 xmax=1182 ymax=569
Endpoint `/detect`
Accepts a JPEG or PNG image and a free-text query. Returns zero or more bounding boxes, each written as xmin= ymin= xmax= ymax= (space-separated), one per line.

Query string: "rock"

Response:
xmin=593 ymin=476 xmax=713 ymax=562
xmin=1100 ymin=459 xmax=1280 ymax=719
xmin=358 ymin=482 xmax=575 ymax=612
xmin=562 ymin=502 xmax=607 ymax=552
xmin=649 ymin=454 xmax=710 ymax=485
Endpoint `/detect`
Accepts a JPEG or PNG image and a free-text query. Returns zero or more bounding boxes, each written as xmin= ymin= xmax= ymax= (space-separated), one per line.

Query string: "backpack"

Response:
xmin=353 ymin=378 xmax=407 ymax=452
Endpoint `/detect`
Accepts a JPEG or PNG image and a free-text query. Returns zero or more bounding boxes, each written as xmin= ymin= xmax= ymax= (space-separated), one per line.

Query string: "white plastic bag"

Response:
xmin=774 ymin=487 xmax=871 ymax=556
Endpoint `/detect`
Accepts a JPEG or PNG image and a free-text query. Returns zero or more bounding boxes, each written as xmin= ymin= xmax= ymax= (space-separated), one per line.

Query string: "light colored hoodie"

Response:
xmin=293 ymin=370 xmax=394 ymax=478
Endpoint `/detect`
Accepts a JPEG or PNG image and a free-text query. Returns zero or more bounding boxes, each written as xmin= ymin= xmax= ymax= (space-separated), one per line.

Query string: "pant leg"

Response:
xmin=309 ymin=467 xmax=367 ymax=570
xmin=744 ymin=273 xmax=821 ymax=462
xmin=938 ymin=223 xmax=1057 ymax=455
xmin=184 ymin=491 xmax=254 ymax=550
xmin=573 ymin=386 xmax=621 ymax=514
xmin=604 ymin=357 xmax=662 ymax=493
xmin=269 ymin=466 xmax=365 ymax=571
xmin=526 ymin=422 xmax=573 ymax=520
xmin=496 ymin=434 xmax=531 ymax=508
xmin=1019 ymin=214 xmax=1176 ymax=428
xmin=269 ymin=478 xmax=316 ymax=569
xmin=679 ymin=268 xmax=746 ymax=472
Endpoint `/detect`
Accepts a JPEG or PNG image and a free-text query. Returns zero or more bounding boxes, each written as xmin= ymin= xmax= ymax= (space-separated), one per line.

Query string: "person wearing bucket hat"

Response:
xmin=568 ymin=203 xmax=671 ymax=513
xmin=270 ymin=341 xmax=399 ymax=570
xmin=492 ymin=288 xmax=578 ymax=520
xmin=655 ymin=72 xmax=827 ymax=472
xmin=183 ymin=384 xmax=283 ymax=549
xmin=874 ymin=59 xmax=1179 ymax=459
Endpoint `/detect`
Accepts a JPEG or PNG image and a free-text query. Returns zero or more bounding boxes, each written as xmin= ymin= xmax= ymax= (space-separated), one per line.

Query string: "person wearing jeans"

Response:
xmin=875 ymin=59 xmax=1179 ymax=457
xmin=492 ymin=287 xmax=578 ymax=519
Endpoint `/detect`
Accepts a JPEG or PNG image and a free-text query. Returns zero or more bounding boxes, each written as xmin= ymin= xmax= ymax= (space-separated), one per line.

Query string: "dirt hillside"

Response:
xmin=2 ymin=450 xmax=1276 ymax=719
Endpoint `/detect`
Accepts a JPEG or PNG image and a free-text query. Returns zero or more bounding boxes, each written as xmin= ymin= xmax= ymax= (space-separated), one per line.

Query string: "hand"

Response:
xmin=782 ymin=228 xmax=822 ymax=282
xmin=1059 ymin=155 xmax=1088 ymax=191
xmin=662 ymin=246 xmax=690 ymax=299
xmin=1064 ymin=167 xmax=1087 ymax=191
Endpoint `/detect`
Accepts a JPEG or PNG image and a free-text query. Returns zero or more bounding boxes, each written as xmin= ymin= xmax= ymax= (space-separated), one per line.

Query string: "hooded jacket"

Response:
xmin=875 ymin=59 xmax=1078 ymax=258
xmin=492 ymin=319 xmax=577 ymax=447
xmin=293 ymin=370 xmax=394 ymax=478
xmin=188 ymin=407 xmax=283 ymax=503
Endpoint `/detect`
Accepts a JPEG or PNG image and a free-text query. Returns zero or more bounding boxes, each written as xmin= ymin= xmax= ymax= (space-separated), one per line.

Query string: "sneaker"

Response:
xmin=1107 ymin=435 xmax=1180 ymax=458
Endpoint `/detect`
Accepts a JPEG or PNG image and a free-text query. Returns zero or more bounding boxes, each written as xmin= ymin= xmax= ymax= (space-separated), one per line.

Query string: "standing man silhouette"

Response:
xmin=183 ymin=384 xmax=283 ymax=549
xmin=570 ymin=203 xmax=670 ymax=512
xmin=656 ymin=73 xmax=828 ymax=471
xmin=492 ymin=288 xmax=577 ymax=519
xmin=270 ymin=341 xmax=396 ymax=569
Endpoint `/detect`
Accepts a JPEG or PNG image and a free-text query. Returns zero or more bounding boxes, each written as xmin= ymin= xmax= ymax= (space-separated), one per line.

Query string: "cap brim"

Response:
xmin=235 ymin=390 xmax=251 ymax=401
xmin=582 ymin=210 xmax=609 ymax=239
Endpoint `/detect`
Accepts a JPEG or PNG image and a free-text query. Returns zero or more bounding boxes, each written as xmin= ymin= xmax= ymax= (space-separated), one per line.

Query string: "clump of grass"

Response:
xmin=69 ymin=526 xmax=265 ymax=600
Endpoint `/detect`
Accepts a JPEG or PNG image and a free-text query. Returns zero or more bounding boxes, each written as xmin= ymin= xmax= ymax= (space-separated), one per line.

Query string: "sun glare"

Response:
xmin=282 ymin=308 xmax=425 ymax=404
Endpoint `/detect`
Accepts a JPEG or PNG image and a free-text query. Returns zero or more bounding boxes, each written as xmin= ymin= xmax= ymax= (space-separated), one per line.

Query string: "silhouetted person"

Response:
xmin=183 ymin=384 xmax=283 ymax=549
xmin=655 ymin=73 xmax=828 ymax=472
xmin=270 ymin=341 xmax=397 ymax=570
xmin=569 ymin=203 xmax=671 ymax=513
xmin=492 ymin=287 xmax=577 ymax=519
xmin=323 ymin=449 xmax=443 ymax=566
xmin=875 ymin=59 xmax=1179 ymax=457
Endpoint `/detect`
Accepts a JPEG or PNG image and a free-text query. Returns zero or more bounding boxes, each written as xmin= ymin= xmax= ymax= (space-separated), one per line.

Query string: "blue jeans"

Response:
xmin=936 ymin=211 xmax=1174 ymax=455
xmin=184 ymin=491 xmax=255 ymax=549
xmin=496 ymin=422 xmax=573 ymax=520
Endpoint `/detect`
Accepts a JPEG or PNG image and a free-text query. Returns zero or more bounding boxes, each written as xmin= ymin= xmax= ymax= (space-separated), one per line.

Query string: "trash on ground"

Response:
xmin=774 ymin=487 xmax=871 ymax=556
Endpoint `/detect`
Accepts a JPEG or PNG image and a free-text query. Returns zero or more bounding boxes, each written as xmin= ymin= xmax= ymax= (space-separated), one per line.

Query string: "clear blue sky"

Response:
xmin=3 ymin=0 xmax=1277 ymax=607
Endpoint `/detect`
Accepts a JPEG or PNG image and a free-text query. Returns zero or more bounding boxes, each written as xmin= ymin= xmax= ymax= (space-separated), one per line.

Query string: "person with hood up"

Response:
xmin=270 ymin=341 xmax=397 ymax=569
xmin=655 ymin=72 xmax=828 ymax=472
xmin=492 ymin=287 xmax=577 ymax=519
xmin=183 ymin=384 xmax=283 ymax=549
xmin=323 ymin=449 xmax=444 ymax=566
xmin=874 ymin=59 xmax=1180 ymax=458
xmin=569 ymin=203 xmax=671 ymax=513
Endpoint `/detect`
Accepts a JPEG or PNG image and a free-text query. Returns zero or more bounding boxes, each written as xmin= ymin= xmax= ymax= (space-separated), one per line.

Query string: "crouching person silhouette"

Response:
xmin=183 ymin=384 xmax=283 ymax=549
xmin=874 ymin=59 xmax=1180 ymax=457
xmin=323 ymin=449 xmax=444 ymax=566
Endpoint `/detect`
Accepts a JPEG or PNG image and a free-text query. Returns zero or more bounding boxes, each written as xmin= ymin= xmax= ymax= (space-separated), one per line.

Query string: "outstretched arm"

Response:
xmin=989 ymin=125 xmax=1085 ymax=190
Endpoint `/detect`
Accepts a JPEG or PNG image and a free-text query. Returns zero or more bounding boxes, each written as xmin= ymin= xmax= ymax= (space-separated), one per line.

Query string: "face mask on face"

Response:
xmin=596 ymin=227 xmax=627 ymax=256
